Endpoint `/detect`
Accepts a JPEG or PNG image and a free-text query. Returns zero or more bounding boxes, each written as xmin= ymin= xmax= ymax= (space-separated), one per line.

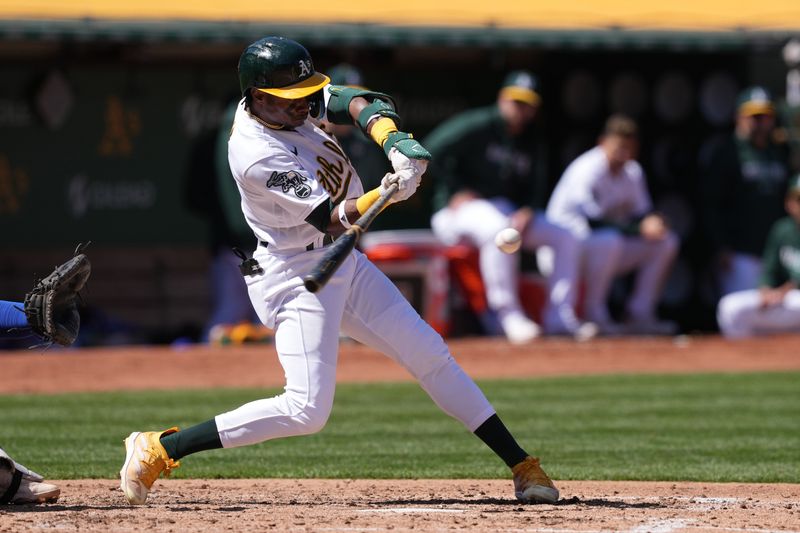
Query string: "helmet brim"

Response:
xmin=257 ymin=72 xmax=330 ymax=99
xmin=499 ymin=86 xmax=541 ymax=106
xmin=738 ymin=101 xmax=775 ymax=117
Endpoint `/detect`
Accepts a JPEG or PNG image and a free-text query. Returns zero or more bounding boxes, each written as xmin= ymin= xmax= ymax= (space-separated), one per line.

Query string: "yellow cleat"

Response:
xmin=512 ymin=456 xmax=559 ymax=503
xmin=119 ymin=427 xmax=180 ymax=505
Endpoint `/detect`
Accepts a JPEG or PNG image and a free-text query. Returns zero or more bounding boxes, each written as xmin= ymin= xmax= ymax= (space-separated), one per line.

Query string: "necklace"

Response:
xmin=247 ymin=110 xmax=285 ymax=130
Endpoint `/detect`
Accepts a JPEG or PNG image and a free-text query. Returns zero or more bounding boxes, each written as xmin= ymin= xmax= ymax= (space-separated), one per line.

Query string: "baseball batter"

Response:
xmin=120 ymin=37 xmax=558 ymax=506
xmin=717 ymin=174 xmax=800 ymax=337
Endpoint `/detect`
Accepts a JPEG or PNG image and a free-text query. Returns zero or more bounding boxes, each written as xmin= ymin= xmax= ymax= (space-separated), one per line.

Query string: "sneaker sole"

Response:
xmin=35 ymin=488 xmax=61 ymax=504
xmin=516 ymin=485 xmax=559 ymax=504
xmin=12 ymin=487 xmax=61 ymax=504
xmin=120 ymin=432 xmax=146 ymax=505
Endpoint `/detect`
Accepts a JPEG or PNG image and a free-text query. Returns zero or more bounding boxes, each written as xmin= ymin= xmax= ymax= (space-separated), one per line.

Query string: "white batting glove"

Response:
xmin=389 ymin=146 xmax=429 ymax=181
xmin=379 ymin=168 xmax=420 ymax=203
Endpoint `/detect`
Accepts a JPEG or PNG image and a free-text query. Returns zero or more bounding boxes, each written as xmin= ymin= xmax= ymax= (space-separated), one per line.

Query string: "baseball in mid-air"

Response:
xmin=495 ymin=227 xmax=522 ymax=254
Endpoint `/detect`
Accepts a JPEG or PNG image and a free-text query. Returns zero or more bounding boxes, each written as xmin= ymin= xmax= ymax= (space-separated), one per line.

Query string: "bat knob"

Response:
xmin=303 ymin=276 xmax=321 ymax=293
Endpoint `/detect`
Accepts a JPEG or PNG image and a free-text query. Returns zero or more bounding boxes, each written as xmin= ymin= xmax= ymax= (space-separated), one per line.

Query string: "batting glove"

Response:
xmin=389 ymin=146 xmax=429 ymax=181
xmin=380 ymin=168 xmax=420 ymax=203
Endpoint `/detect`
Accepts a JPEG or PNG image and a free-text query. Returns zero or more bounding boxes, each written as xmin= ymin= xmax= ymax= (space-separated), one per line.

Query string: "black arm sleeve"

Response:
xmin=305 ymin=199 xmax=334 ymax=234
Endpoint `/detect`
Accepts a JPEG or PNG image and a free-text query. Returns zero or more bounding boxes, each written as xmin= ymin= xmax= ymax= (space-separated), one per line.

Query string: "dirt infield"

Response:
xmin=2 ymin=480 xmax=798 ymax=533
xmin=1 ymin=335 xmax=799 ymax=532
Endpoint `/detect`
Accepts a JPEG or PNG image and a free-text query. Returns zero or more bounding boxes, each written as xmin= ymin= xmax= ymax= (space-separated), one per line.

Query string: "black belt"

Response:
xmin=260 ymin=234 xmax=333 ymax=251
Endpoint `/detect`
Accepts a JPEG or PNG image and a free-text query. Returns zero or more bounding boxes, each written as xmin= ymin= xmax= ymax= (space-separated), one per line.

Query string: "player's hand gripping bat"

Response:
xmin=303 ymin=182 xmax=400 ymax=293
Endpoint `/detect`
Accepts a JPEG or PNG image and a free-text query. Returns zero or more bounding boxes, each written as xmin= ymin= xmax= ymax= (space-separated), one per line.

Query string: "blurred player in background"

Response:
xmin=702 ymin=87 xmax=791 ymax=297
xmin=717 ymin=173 xmax=800 ymax=337
xmin=427 ymin=71 xmax=591 ymax=343
xmin=119 ymin=36 xmax=560 ymax=507
xmin=546 ymin=115 xmax=679 ymax=335
xmin=185 ymin=101 xmax=262 ymax=344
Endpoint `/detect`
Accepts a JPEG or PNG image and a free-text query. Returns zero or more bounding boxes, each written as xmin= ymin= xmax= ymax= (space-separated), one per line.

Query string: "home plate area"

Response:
xmin=1 ymin=479 xmax=797 ymax=533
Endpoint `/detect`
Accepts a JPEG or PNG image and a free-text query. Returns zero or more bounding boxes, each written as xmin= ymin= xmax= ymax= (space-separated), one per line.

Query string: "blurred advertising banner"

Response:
xmin=0 ymin=66 xmax=236 ymax=246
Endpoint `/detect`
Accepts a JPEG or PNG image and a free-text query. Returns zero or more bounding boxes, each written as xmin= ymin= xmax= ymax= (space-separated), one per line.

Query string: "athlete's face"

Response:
xmin=600 ymin=134 xmax=638 ymax=174
xmin=252 ymin=91 xmax=310 ymax=128
xmin=786 ymin=192 xmax=800 ymax=224
xmin=738 ymin=112 xmax=775 ymax=146
xmin=498 ymin=97 xmax=539 ymax=136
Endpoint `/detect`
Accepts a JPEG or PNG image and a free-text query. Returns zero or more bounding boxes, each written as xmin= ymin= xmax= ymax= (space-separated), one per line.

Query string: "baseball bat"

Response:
xmin=303 ymin=182 xmax=400 ymax=293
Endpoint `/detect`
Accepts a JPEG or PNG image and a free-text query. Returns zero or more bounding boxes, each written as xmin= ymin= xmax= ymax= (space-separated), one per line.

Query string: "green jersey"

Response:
xmin=703 ymin=135 xmax=790 ymax=256
xmin=424 ymin=106 xmax=547 ymax=212
xmin=760 ymin=216 xmax=800 ymax=287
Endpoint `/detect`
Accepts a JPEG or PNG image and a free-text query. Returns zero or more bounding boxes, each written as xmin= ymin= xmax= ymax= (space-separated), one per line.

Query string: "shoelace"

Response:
xmin=162 ymin=458 xmax=179 ymax=477
xmin=139 ymin=445 xmax=179 ymax=486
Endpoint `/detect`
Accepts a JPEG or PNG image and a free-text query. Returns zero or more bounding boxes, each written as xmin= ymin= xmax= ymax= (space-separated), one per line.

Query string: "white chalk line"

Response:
xmin=628 ymin=519 xmax=695 ymax=533
xmin=311 ymin=496 xmax=797 ymax=533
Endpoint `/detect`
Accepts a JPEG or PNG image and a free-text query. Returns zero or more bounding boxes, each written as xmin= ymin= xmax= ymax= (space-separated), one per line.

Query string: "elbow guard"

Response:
xmin=326 ymin=85 xmax=401 ymax=132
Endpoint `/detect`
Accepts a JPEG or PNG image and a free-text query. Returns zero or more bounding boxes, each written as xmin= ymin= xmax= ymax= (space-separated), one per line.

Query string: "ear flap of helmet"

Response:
xmin=308 ymin=89 xmax=324 ymax=119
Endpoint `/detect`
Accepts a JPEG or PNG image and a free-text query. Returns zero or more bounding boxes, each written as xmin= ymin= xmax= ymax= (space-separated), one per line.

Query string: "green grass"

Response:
xmin=0 ymin=372 xmax=798 ymax=482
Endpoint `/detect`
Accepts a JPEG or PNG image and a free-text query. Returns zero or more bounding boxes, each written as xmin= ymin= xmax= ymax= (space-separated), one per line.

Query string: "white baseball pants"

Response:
xmin=581 ymin=228 xmax=679 ymax=324
xmin=717 ymin=289 xmax=800 ymax=338
xmin=214 ymin=247 xmax=495 ymax=448
xmin=431 ymin=197 xmax=582 ymax=332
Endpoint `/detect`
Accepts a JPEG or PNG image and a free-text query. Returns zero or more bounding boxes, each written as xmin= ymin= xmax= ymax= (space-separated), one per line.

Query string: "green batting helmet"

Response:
xmin=238 ymin=36 xmax=330 ymax=99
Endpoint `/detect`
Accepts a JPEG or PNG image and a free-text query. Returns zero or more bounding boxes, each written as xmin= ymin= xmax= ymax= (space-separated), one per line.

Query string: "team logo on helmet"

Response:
xmin=298 ymin=59 xmax=312 ymax=78
xmin=516 ymin=73 xmax=534 ymax=89
xmin=267 ymin=170 xmax=312 ymax=198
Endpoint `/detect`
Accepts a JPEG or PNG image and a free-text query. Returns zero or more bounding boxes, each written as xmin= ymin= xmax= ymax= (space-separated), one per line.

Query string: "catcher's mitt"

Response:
xmin=23 ymin=247 xmax=91 ymax=346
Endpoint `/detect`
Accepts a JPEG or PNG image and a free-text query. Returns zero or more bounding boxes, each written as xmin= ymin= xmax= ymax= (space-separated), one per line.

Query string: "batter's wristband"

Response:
xmin=357 ymin=100 xmax=400 ymax=133
xmin=355 ymin=188 xmax=382 ymax=215
xmin=337 ymin=201 xmax=352 ymax=229
xmin=369 ymin=118 xmax=399 ymax=148
xmin=382 ymin=131 xmax=413 ymax=157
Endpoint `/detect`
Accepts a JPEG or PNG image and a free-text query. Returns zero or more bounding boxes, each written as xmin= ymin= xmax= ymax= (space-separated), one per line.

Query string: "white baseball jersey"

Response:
xmin=546 ymin=146 xmax=652 ymax=239
xmin=228 ymin=94 xmax=364 ymax=251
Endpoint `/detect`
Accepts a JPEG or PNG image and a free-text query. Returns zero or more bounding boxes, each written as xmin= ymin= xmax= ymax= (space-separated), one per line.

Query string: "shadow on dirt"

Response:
xmin=377 ymin=496 xmax=663 ymax=509
xmin=3 ymin=504 xmax=128 ymax=513
xmin=558 ymin=496 xmax=662 ymax=509
xmin=3 ymin=495 xmax=663 ymax=513
xmin=2 ymin=503 xmax=253 ymax=513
